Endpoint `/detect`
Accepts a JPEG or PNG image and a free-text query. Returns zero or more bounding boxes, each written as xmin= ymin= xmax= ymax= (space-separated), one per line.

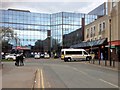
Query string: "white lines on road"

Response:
xmin=99 ymin=79 xmax=119 ymax=88
xmin=72 ymin=67 xmax=88 ymax=75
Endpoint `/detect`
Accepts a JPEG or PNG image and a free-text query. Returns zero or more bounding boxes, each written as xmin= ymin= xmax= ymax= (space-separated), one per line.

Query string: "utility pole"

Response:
xmin=62 ymin=12 xmax=63 ymax=49
xmin=109 ymin=18 xmax=112 ymax=66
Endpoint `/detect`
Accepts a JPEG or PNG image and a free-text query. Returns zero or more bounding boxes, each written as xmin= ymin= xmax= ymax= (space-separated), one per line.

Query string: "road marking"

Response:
xmin=41 ymin=69 xmax=45 ymax=89
xmin=99 ymin=79 xmax=118 ymax=88
xmin=72 ymin=67 xmax=88 ymax=75
xmin=38 ymin=69 xmax=41 ymax=88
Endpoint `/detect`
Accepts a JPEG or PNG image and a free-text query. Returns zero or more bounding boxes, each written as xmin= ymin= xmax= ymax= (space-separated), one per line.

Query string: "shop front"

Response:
xmin=71 ymin=38 xmax=108 ymax=60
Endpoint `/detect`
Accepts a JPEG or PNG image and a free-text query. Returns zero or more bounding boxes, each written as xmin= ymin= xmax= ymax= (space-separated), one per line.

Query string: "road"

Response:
xmin=2 ymin=58 xmax=119 ymax=89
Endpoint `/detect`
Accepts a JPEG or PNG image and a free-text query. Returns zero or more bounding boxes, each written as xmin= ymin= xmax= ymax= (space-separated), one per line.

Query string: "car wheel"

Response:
xmin=67 ymin=58 xmax=71 ymax=62
xmin=86 ymin=57 xmax=90 ymax=61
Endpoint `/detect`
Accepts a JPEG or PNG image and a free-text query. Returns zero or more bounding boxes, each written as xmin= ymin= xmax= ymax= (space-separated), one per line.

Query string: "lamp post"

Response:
xmin=14 ymin=33 xmax=17 ymax=53
xmin=62 ymin=12 xmax=64 ymax=49
xmin=109 ymin=18 xmax=112 ymax=66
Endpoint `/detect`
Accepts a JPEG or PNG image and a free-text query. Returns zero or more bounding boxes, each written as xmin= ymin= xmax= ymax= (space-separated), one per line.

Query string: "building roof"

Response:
xmin=70 ymin=38 xmax=107 ymax=48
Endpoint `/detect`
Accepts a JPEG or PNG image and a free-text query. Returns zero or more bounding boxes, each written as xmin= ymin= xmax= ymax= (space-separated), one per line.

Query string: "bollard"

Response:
xmin=93 ymin=59 xmax=95 ymax=64
xmin=113 ymin=59 xmax=115 ymax=67
xmin=2 ymin=64 xmax=3 ymax=69
xmin=99 ymin=59 xmax=100 ymax=65
xmin=105 ymin=59 xmax=107 ymax=66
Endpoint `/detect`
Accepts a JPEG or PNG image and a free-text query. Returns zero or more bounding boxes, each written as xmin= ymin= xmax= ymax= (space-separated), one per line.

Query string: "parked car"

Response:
xmin=2 ymin=55 xmax=5 ymax=59
xmin=34 ymin=54 xmax=40 ymax=59
xmin=5 ymin=54 xmax=16 ymax=60
xmin=44 ymin=54 xmax=50 ymax=59
xmin=40 ymin=53 xmax=44 ymax=58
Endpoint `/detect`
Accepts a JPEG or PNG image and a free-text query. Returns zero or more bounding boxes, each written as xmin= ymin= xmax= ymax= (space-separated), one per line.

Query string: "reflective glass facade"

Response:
xmin=88 ymin=2 xmax=108 ymax=15
xmin=0 ymin=9 xmax=97 ymax=52
xmin=51 ymin=12 xmax=97 ymax=48
xmin=0 ymin=9 xmax=50 ymax=47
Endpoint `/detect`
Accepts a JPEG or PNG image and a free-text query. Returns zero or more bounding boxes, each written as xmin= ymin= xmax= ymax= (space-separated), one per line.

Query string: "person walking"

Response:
xmin=19 ymin=53 xmax=24 ymax=66
xmin=15 ymin=54 xmax=20 ymax=66
xmin=100 ymin=52 xmax=103 ymax=60
xmin=117 ymin=50 xmax=120 ymax=62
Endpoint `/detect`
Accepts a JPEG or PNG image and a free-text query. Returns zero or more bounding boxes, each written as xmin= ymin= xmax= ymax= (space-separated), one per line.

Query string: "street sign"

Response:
xmin=105 ymin=45 xmax=115 ymax=48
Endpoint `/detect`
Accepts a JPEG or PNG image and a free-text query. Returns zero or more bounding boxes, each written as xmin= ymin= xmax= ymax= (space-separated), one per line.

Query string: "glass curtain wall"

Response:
xmin=0 ymin=10 xmax=50 ymax=53
xmin=0 ymin=9 xmax=98 ymax=55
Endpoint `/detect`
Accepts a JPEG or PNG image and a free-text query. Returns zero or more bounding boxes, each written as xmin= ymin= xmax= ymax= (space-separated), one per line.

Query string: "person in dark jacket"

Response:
xmin=15 ymin=54 xmax=20 ymax=66
xmin=19 ymin=53 xmax=24 ymax=66
xmin=117 ymin=50 xmax=120 ymax=62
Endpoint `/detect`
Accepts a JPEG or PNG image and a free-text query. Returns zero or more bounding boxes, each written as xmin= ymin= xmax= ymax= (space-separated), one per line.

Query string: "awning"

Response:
xmin=70 ymin=38 xmax=107 ymax=48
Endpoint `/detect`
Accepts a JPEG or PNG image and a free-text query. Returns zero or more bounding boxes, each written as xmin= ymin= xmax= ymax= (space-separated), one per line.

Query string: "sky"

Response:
xmin=0 ymin=0 xmax=107 ymax=14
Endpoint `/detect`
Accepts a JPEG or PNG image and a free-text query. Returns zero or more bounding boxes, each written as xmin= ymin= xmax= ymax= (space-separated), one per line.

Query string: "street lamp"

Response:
xmin=14 ymin=33 xmax=17 ymax=53
xmin=109 ymin=18 xmax=112 ymax=66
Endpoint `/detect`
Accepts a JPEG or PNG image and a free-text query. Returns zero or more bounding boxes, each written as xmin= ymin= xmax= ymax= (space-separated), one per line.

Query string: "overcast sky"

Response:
xmin=0 ymin=0 xmax=107 ymax=14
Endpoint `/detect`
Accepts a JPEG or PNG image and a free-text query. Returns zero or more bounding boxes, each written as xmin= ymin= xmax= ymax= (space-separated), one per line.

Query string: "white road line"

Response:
xmin=72 ymin=67 xmax=88 ymax=75
xmin=99 ymin=79 xmax=118 ymax=88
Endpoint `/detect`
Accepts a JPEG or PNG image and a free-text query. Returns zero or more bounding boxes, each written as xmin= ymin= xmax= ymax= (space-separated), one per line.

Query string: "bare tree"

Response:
xmin=0 ymin=27 xmax=15 ymax=60
xmin=0 ymin=27 xmax=14 ymax=42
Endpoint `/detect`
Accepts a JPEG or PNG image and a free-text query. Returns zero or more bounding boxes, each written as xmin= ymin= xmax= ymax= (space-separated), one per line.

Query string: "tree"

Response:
xmin=0 ymin=27 xmax=14 ymax=42
xmin=0 ymin=27 xmax=15 ymax=59
xmin=2 ymin=40 xmax=12 ymax=53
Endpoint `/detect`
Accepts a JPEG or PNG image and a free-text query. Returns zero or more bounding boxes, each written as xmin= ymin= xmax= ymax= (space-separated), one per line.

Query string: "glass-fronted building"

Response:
xmin=0 ymin=9 xmax=98 ymax=56
xmin=88 ymin=2 xmax=108 ymax=15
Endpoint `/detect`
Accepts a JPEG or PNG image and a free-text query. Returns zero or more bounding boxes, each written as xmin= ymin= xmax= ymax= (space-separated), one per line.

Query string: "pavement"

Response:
xmin=2 ymin=61 xmax=36 ymax=88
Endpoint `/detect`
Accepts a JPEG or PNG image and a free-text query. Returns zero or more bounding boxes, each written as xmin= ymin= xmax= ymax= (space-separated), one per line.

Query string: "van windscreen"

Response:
xmin=66 ymin=51 xmax=82 ymax=55
xmin=61 ymin=51 xmax=64 ymax=55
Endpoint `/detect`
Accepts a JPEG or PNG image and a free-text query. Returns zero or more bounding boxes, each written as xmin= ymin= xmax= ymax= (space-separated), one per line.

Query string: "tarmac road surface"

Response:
xmin=2 ymin=58 xmax=119 ymax=89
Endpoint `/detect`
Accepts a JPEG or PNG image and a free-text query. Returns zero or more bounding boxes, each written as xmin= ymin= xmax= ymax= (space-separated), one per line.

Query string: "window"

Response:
xmin=61 ymin=51 xmax=64 ymax=55
xmin=103 ymin=22 xmax=105 ymax=30
xmin=112 ymin=0 xmax=117 ymax=7
xmin=86 ymin=29 xmax=89 ymax=38
xmin=93 ymin=26 xmax=95 ymax=36
xmin=66 ymin=51 xmax=82 ymax=55
xmin=99 ymin=23 xmax=102 ymax=34
xmin=90 ymin=27 xmax=92 ymax=37
xmin=84 ymin=51 xmax=88 ymax=55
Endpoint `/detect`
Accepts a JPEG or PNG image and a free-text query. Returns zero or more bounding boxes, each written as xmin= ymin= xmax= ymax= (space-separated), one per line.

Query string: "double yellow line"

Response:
xmin=32 ymin=68 xmax=45 ymax=90
xmin=38 ymin=69 xmax=45 ymax=89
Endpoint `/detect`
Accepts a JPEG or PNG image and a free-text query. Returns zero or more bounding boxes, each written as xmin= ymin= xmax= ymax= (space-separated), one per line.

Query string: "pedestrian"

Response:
xmin=117 ymin=50 xmax=120 ymax=62
xmin=19 ymin=53 xmax=24 ymax=66
xmin=15 ymin=54 xmax=20 ymax=66
xmin=101 ymin=52 xmax=103 ymax=60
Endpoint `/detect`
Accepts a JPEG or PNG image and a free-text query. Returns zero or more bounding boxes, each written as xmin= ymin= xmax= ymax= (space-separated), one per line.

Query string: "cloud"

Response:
xmin=0 ymin=1 xmax=106 ymax=14
xmin=1 ymin=0 xmax=107 ymax=2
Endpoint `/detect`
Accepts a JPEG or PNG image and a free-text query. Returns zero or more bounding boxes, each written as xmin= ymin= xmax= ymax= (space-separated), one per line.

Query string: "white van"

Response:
xmin=61 ymin=48 xmax=92 ymax=62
